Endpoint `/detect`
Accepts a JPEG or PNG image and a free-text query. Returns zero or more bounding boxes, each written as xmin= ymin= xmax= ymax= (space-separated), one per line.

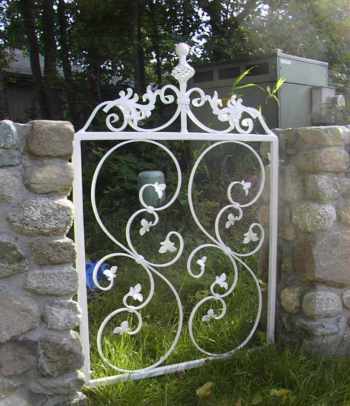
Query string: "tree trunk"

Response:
xmin=42 ymin=0 xmax=60 ymax=118
xmin=20 ymin=0 xmax=49 ymax=118
xmin=134 ymin=0 xmax=146 ymax=94
xmin=87 ymin=56 xmax=102 ymax=105
xmin=155 ymin=48 xmax=162 ymax=86
xmin=149 ymin=2 xmax=162 ymax=84
xmin=58 ymin=0 xmax=78 ymax=124
xmin=0 ymin=73 xmax=9 ymax=120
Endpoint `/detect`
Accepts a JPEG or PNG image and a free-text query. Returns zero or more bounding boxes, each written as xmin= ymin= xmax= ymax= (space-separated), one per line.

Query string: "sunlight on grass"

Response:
xmin=87 ymin=255 xmax=261 ymax=375
xmin=85 ymin=262 xmax=350 ymax=406
xmin=85 ymin=344 xmax=350 ymax=406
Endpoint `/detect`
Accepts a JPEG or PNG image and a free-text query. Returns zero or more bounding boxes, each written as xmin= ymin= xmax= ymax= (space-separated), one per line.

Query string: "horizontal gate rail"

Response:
xmin=73 ymin=43 xmax=279 ymax=386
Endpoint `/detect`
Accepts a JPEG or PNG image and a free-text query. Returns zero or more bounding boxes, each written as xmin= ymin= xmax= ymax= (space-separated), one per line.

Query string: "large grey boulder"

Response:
xmin=295 ymin=315 xmax=346 ymax=337
xmin=28 ymin=121 xmax=74 ymax=158
xmin=0 ymin=377 xmax=22 ymax=398
xmin=281 ymin=165 xmax=303 ymax=202
xmin=0 ymin=289 xmax=40 ymax=343
xmin=25 ymin=267 xmax=78 ymax=296
xmin=0 ymin=390 xmax=31 ymax=406
xmin=342 ymin=290 xmax=350 ymax=309
xmin=305 ymin=174 xmax=340 ymax=202
xmin=0 ymin=121 xmax=19 ymax=149
xmin=302 ymin=333 xmax=344 ymax=356
xmin=0 ymin=168 xmax=25 ymax=203
xmin=280 ymin=286 xmax=303 ymax=314
xmin=296 ymin=126 xmax=346 ymax=146
xmin=24 ymin=160 xmax=73 ymax=195
xmin=338 ymin=206 xmax=350 ymax=225
xmin=302 ymin=290 xmax=342 ymax=319
xmin=30 ymin=238 xmax=75 ymax=265
xmin=292 ymin=202 xmax=336 ymax=232
xmin=0 ymin=150 xmax=21 ymax=167
xmin=7 ymin=198 xmax=73 ymax=236
xmin=295 ymin=147 xmax=349 ymax=173
xmin=339 ymin=177 xmax=350 ymax=196
xmin=38 ymin=332 xmax=84 ymax=377
xmin=0 ymin=342 xmax=36 ymax=376
xmin=0 ymin=121 xmax=21 ymax=167
xmin=43 ymin=300 xmax=80 ymax=330
xmin=29 ymin=371 xmax=85 ymax=395
xmin=294 ymin=229 xmax=350 ymax=286
xmin=0 ymin=236 xmax=28 ymax=279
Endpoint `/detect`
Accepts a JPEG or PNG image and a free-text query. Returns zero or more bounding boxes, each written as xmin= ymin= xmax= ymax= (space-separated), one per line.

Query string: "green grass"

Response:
xmin=85 ymin=345 xmax=350 ymax=405
xmin=87 ymin=257 xmax=261 ymax=371
xmin=84 ymin=257 xmax=350 ymax=406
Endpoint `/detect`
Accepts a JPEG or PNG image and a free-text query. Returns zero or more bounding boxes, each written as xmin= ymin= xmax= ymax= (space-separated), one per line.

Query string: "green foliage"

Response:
xmin=2 ymin=0 xmax=349 ymax=124
xmin=231 ymin=67 xmax=257 ymax=94
xmin=245 ymin=0 xmax=350 ymax=87
xmin=230 ymin=66 xmax=285 ymax=108
xmin=265 ymin=78 xmax=286 ymax=106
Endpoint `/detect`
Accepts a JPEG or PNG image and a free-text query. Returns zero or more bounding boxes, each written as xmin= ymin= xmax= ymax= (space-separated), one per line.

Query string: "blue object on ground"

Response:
xmin=85 ymin=261 xmax=109 ymax=289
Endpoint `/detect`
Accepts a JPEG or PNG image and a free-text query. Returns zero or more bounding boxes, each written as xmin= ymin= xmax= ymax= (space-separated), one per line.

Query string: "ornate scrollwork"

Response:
xmin=187 ymin=141 xmax=265 ymax=356
xmin=91 ymin=140 xmax=184 ymax=373
xmin=90 ymin=139 xmax=266 ymax=369
xmin=78 ymin=43 xmax=272 ymax=135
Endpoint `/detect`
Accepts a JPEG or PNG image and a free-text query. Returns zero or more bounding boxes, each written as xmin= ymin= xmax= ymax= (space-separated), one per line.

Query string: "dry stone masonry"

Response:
xmin=2 ymin=117 xmax=350 ymax=404
xmin=0 ymin=120 xmax=85 ymax=405
xmin=271 ymin=125 xmax=350 ymax=356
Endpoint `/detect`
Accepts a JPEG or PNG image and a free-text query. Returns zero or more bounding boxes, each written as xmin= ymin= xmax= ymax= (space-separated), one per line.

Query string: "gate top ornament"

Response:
xmin=79 ymin=43 xmax=273 ymax=135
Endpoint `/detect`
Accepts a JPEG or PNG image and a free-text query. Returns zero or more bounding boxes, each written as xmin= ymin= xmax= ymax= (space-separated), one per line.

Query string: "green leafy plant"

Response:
xmin=265 ymin=77 xmax=286 ymax=106
xmin=231 ymin=67 xmax=257 ymax=93
xmin=230 ymin=67 xmax=286 ymax=108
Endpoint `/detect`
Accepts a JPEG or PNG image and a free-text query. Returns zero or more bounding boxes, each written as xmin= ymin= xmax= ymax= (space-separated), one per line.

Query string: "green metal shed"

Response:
xmin=191 ymin=50 xmax=330 ymax=129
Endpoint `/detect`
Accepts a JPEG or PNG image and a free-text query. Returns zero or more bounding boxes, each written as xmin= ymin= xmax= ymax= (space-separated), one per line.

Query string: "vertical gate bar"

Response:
xmin=267 ymin=137 xmax=279 ymax=343
xmin=72 ymin=137 xmax=92 ymax=381
xmin=180 ymin=81 xmax=188 ymax=133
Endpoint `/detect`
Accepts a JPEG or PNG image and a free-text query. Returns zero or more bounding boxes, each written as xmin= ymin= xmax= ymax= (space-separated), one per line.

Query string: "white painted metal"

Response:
xmin=73 ymin=43 xmax=279 ymax=386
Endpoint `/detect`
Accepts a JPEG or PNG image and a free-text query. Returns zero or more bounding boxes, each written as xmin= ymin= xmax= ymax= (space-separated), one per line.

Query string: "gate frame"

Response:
xmin=73 ymin=43 xmax=279 ymax=387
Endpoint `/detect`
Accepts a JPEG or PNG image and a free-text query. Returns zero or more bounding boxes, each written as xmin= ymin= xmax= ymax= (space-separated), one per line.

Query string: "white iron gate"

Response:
xmin=73 ymin=43 xmax=279 ymax=387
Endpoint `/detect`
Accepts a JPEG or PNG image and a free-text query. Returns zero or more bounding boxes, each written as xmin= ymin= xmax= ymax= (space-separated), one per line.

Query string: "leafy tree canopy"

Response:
xmin=0 ymin=0 xmax=349 ymax=123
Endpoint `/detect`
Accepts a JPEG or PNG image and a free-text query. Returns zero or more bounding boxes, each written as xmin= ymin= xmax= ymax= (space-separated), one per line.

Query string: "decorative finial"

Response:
xmin=175 ymin=43 xmax=190 ymax=59
xmin=172 ymin=43 xmax=194 ymax=85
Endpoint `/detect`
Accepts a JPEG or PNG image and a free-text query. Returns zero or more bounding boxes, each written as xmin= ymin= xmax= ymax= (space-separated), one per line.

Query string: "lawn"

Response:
xmin=83 ymin=260 xmax=350 ymax=406
xmin=85 ymin=344 xmax=350 ymax=405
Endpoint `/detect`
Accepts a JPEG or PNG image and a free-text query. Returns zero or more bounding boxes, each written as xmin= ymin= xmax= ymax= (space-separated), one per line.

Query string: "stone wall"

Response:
xmin=2 ymin=118 xmax=350 ymax=405
xmin=274 ymin=125 xmax=350 ymax=355
xmin=0 ymin=120 xmax=85 ymax=405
